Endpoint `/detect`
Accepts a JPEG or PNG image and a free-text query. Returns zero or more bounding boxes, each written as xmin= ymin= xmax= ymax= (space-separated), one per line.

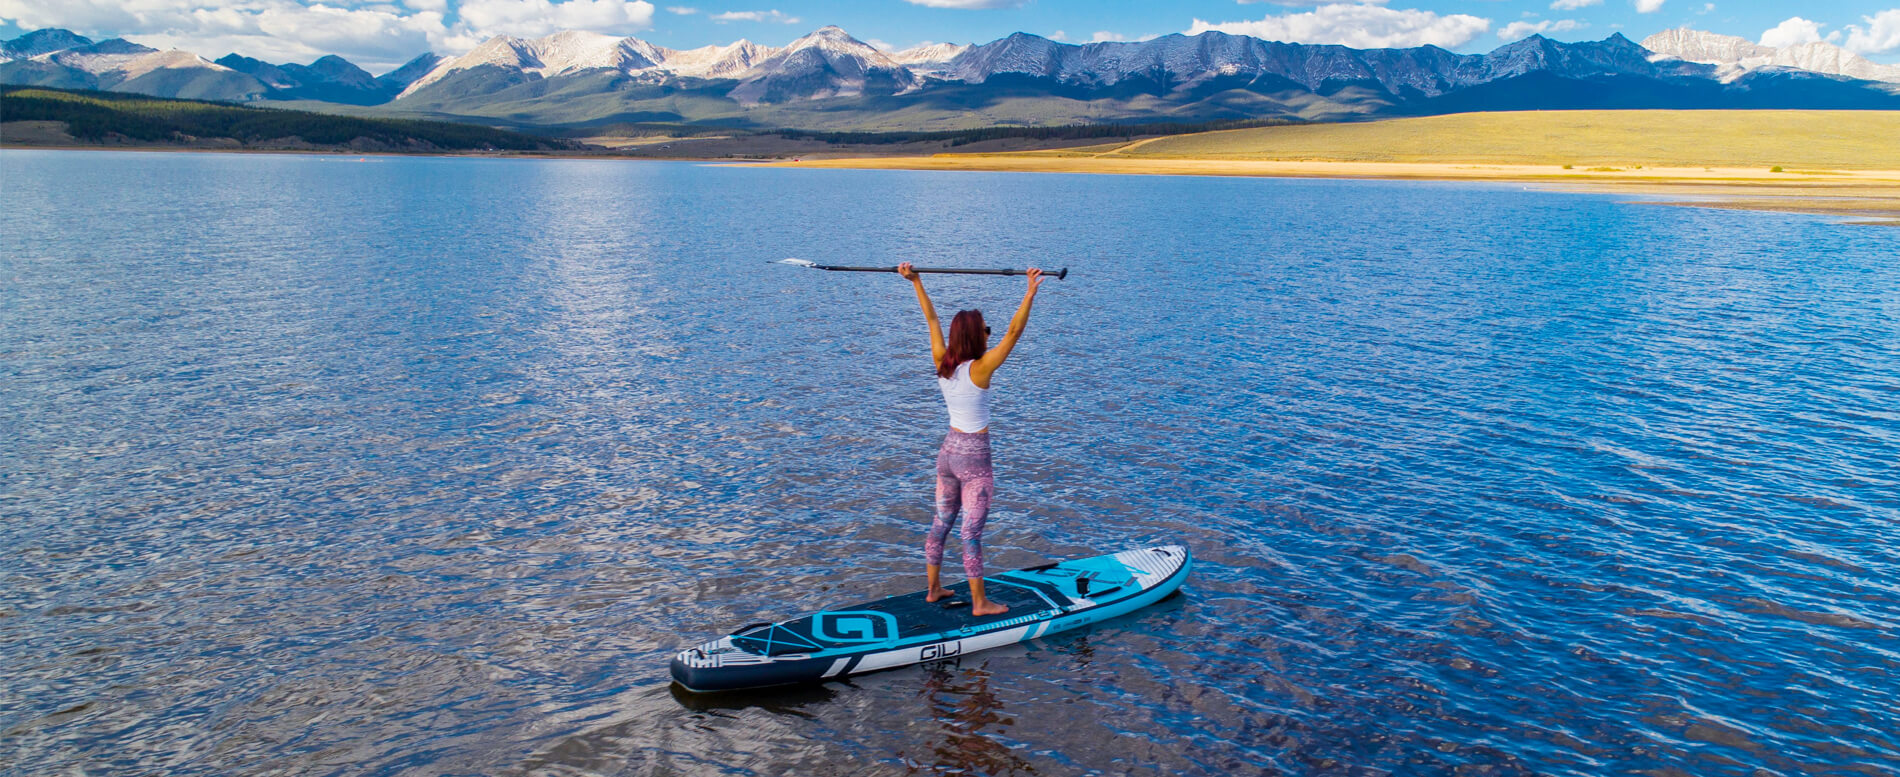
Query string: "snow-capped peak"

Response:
xmin=533 ymin=30 xmax=664 ymax=75
xmin=1641 ymin=28 xmax=1771 ymax=64
xmin=399 ymin=35 xmax=525 ymax=96
xmin=660 ymin=39 xmax=779 ymax=79
xmin=725 ymin=26 xmax=921 ymax=104
xmin=39 ymin=40 xmax=162 ymax=75
xmin=778 ymin=25 xmax=896 ymax=65
xmin=889 ymin=42 xmax=970 ymax=66
xmin=115 ymin=50 xmax=230 ymax=80
xmin=398 ymin=30 xmax=665 ymax=97
xmin=1642 ymin=27 xmax=1900 ymax=84
xmin=2 ymin=28 xmax=92 ymax=60
xmin=399 ymin=26 xmax=911 ymax=99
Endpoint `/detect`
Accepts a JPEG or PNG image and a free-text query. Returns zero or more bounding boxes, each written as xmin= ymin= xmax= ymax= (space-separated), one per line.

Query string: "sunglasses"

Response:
xmin=985 ymin=326 xmax=992 ymax=336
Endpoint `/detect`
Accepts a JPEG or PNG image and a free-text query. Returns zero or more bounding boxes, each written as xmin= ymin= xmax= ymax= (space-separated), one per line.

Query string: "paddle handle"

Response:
xmin=824 ymin=265 xmax=1068 ymax=280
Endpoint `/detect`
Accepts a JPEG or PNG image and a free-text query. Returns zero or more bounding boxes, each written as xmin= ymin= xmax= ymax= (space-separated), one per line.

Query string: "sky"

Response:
xmin=1 ymin=0 xmax=1897 ymax=74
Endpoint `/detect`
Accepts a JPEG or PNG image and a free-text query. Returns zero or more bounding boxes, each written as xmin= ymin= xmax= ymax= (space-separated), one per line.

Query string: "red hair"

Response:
xmin=938 ymin=310 xmax=988 ymax=378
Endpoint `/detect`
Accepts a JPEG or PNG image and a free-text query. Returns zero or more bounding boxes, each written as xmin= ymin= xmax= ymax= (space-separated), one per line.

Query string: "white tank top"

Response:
xmin=938 ymin=361 xmax=990 ymax=433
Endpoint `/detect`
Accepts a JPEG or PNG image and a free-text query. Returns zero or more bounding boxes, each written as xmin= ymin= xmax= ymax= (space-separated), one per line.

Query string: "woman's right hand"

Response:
xmin=898 ymin=262 xmax=920 ymax=282
xmin=1025 ymin=267 xmax=1044 ymax=293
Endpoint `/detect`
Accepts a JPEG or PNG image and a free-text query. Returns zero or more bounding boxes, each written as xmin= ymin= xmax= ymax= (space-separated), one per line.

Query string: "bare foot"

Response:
xmin=926 ymin=586 xmax=954 ymax=603
xmin=971 ymin=600 xmax=1009 ymax=617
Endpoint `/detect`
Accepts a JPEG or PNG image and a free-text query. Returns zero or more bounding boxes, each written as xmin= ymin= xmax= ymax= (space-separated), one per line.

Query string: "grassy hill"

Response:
xmin=1111 ymin=110 xmax=1900 ymax=170
xmin=0 ymin=85 xmax=577 ymax=152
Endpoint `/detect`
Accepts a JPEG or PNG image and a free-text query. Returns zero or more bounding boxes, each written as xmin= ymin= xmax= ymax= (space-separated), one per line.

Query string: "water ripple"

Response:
xmin=3 ymin=151 xmax=1898 ymax=776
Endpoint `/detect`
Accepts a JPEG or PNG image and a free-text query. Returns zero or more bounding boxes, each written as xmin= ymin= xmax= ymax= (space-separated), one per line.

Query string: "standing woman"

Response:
xmin=899 ymin=261 xmax=1045 ymax=617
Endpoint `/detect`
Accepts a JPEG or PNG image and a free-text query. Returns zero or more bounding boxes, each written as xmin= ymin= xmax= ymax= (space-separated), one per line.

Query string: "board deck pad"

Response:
xmin=671 ymin=545 xmax=1191 ymax=692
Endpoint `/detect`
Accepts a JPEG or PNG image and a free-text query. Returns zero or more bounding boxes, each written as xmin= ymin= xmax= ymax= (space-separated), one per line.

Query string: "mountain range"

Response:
xmin=4 ymin=25 xmax=1898 ymax=131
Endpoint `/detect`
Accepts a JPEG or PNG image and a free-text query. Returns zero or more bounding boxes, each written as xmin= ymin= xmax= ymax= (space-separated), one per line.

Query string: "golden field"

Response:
xmin=1106 ymin=110 xmax=1900 ymax=169
xmin=772 ymin=110 xmax=1900 ymax=224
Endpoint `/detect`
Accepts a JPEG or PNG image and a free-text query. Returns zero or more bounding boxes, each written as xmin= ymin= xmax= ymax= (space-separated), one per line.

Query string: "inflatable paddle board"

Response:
xmin=670 ymin=545 xmax=1191 ymax=692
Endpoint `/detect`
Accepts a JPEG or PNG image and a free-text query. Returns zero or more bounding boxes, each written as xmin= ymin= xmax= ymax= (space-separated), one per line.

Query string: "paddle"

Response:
xmin=773 ymin=258 xmax=1068 ymax=280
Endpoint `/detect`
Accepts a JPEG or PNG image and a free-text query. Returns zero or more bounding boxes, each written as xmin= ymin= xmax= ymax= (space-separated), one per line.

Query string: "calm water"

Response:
xmin=3 ymin=150 xmax=1897 ymax=777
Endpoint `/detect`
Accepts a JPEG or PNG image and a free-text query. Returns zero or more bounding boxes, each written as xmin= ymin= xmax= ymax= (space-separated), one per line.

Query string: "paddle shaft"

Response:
xmin=810 ymin=264 xmax=1068 ymax=280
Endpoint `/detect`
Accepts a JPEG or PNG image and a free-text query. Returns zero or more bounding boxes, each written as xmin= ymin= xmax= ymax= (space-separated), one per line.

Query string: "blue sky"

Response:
xmin=2 ymin=0 xmax=1897 ymax=73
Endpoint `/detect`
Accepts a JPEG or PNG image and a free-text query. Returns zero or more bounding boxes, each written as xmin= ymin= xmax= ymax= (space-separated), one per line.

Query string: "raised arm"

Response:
xmin=899 ymin=262 xmax=946 ymax=365
xmin=970 ymin=268 xmax=1044 ymax=387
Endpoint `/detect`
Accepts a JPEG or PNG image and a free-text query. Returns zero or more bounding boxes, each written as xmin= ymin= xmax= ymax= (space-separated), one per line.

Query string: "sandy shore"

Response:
xmin=766 ymin=155 xmax=1900 ymax=225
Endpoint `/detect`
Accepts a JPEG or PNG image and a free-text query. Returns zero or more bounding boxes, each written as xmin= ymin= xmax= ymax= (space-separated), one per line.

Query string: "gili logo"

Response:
xmin=920 ymin=641 xmax=963 ymax=660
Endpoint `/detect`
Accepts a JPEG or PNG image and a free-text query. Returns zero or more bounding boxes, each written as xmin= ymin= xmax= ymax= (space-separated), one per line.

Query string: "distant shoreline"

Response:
xmin=9 ymin=139 xmax=1896 ymax=226
xmin=746 ymin=110 xmax=1900 ymax=226
xmin=0 ymin=138 xmax=772 ymax=164
xmin=757 ymin=156 xmax=1900 ymax=226
xmin=0 ymin=141 xmax=621 ymax=160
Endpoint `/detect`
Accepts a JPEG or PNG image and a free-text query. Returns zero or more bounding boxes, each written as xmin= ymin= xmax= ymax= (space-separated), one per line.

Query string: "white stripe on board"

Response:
xmin=851 ymin=626 xmax=1033 ymax=674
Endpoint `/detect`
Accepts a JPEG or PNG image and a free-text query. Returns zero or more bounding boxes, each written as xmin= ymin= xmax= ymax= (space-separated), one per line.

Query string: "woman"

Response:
xmin=898 ymin=261 xmax=1045 ymax=617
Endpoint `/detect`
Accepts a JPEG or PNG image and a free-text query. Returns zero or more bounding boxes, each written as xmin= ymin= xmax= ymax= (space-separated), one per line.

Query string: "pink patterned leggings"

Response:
xmin=926 ymin=429 xmax=993 ymax=579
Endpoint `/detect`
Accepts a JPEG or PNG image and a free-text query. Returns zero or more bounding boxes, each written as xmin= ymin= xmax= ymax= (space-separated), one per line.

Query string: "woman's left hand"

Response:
xmin=1025 ymin=267 xmax=1044 ymax=293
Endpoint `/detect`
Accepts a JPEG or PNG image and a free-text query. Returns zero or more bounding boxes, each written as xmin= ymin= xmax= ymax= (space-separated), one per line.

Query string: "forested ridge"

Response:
xmin=1 ymin=86 xmax=574 ymax=151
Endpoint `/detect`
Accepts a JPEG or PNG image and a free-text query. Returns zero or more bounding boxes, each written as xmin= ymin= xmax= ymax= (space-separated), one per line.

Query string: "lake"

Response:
xmin=3 ymin=149 xmax=1897 ymax=776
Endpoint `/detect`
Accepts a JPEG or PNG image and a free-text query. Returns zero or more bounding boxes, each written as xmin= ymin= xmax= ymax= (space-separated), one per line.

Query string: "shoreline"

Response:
xmin=0 ymin=142 xmax=667 ymax=162
xmin=760 ymin=155 xmax=1900 ymax=225
xmin=9 ymin=143 xmax=1896 ymax=225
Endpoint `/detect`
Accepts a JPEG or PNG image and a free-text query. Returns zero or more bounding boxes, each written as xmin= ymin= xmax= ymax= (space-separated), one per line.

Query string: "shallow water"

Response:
xmin=3 ymin=150 xmax=1897 ymax=776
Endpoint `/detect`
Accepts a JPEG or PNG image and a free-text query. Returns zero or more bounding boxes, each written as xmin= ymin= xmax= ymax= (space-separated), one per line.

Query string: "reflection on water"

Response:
xmin=2 ymin=150 xmax=1898 ymax=776
xmin=669 ymin=679 xmax=841 ymax=715
xmin=907 ymin=663 xmax=1035 ymax=777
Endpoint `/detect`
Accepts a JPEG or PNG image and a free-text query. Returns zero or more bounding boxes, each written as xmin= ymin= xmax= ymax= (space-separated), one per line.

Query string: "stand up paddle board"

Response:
xmin=670 ymin=545 xmax=1191 ymax=692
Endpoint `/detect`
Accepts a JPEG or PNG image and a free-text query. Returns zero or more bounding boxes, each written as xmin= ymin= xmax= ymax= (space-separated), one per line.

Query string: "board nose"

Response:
xmin=1151 ymin=545 xmax=1191 ymax=577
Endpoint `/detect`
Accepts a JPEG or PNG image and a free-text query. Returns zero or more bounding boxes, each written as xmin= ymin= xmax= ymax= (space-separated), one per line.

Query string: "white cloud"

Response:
xmin=1189 ymin=4 xmax=1492 ymax=49
xmin=902 ymin=0 xmax=1024 ymax=8
xmin=709 ymin=9 xmax=797 ymax=23
xmin=1633 ymin=0 xmax=1663 ymax=13
xmin=1090 ymin=31 xmax=1126 ymax=43
xmin=1048 ymin=29 xmax=1069 ymax=42
xmin=459 ymin=0 xmax=655 ymax=37
xmin=1844 ymin=9 xmax=1900 ymax=55
xmin=1549 ymin=0 xmax=1599 ymax=10
xmin=666 ymin=5 xmax=696 ymax=13
xmin=0 ymin=0 xmax=453 ymax=70
xmin=1499 ymin=18 xmax=1583 ymax=41
xmin=1759 ymin=16 xmax=1837 ymax=48
xmin=0 ymin=0 xmax=654 ymax=71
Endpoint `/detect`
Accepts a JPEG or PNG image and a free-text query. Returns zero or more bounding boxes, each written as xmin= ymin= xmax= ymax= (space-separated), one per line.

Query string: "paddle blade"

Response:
xmin=775 ymin=258 xmax=819 ymax=268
